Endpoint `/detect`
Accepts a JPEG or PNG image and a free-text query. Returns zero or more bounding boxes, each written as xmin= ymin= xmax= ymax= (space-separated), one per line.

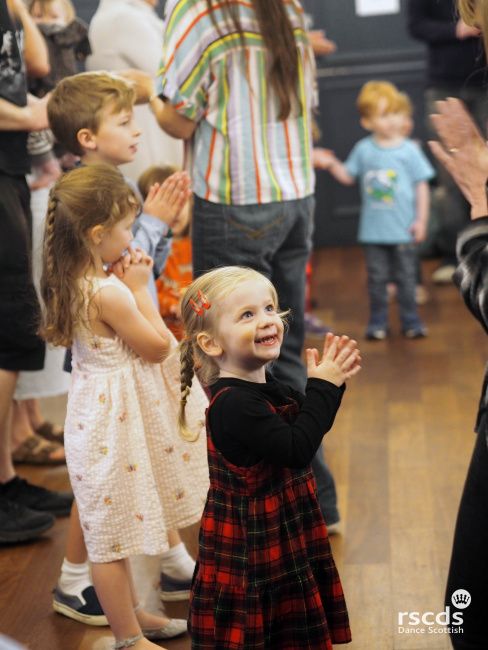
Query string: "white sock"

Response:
xmin=160 ymin=542 xmax=195 ymax=581
xmin=58 ymin=559 xmax=92 ymax=599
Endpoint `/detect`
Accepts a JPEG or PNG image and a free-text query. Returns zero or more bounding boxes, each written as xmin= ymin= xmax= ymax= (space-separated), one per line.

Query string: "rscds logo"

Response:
xmin=397 ymin=591 xmax=470 ymax=636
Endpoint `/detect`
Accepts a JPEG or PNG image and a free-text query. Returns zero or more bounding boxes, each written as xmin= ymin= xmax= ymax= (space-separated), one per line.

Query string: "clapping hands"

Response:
xmin=306 ymin=333 xmax=361 ymax=386
xmin=143 ymin=171 xmax=192 ymax=228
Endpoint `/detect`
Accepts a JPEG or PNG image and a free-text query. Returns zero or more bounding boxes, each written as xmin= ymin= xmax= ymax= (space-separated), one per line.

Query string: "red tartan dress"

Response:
xmin=189 ymin=388 xmax=351 ymax=649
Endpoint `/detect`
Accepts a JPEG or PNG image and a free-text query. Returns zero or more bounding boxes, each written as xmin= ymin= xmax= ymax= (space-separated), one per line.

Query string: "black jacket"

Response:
xmin=407 ymin=0 xmax=486 ymax=88
xmin=455 ymin=217 xmax=488 ymax=437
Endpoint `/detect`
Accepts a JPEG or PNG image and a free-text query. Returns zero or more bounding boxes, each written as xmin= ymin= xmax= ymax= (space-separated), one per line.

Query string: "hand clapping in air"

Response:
xmin=306 ymin=332 xmax=361 ymax=386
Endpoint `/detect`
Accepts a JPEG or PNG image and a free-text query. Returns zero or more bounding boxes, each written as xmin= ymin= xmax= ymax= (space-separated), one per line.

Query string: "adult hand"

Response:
xmin=307 ymin=30 xmax=337 ymax=56
xmin=455 ymin=19 xmax=481 ymax=40
xmin=118 ymin=69 xmax=155 ymax=104
xmin=312 ymin=147 xmax=337 ymax=170
xmin=429 ymin=98 xmax=488 ymax=219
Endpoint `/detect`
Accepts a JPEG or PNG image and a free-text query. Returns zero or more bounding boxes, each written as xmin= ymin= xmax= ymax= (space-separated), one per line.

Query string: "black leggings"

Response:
xmin=445 ymin=429 xmax=488 ymax=649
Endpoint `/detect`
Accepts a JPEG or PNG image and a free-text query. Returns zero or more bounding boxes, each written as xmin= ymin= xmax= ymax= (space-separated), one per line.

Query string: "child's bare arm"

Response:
xmin=96 ymin=285 xmax=170 ymax=363
xmin=410 ymin=181 xmax=430 ymax=243
xmin=97 ymin=254 xmax=170 ymax=362
xmin=313 ymin=148 xmax=355 ymax=185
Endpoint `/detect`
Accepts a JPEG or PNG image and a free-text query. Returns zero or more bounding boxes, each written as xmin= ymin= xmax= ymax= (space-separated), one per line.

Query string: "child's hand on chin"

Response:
xmin=306 ymin=332 xmax=362 ymax=386
xmin=108 ymin=246 xmax=144 ymax=278
xmin=119 ymin=251 xmax=154 ymax=293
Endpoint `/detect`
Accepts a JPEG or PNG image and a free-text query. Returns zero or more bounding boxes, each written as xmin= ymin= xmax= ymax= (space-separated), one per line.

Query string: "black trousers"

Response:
xmin=0 ymin=173 xmax=44 ymax=371
xmin=445 ymin=429 xmax=488 ymax=649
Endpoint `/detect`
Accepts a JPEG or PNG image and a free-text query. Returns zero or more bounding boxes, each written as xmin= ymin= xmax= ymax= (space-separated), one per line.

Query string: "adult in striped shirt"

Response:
xmin=151 ymin=0 xmax=317 ymax=395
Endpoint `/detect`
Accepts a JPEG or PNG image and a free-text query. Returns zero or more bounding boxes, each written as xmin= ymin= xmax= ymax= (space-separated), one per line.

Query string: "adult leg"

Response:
xmin=0 ymin=176 xmax=65 ymax=540
xmin=269 ymin=197 xmax=315 ymax=392
xmin=311 ymin=443 xmax=340 ymax=526
xmin=0 ymin=370 xmax=17 ymax=484
xmin=445 ymin=429 xmax=488 ymax=649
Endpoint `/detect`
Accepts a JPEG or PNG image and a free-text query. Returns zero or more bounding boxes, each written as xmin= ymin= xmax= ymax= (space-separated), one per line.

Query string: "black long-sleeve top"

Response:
xmin=407 ymin=0 xmax=486 ymax=87
xmin=208 ymin=377 xmax=345 ymax=469
xmin=455 ymin=217 xmax=488 ymax=436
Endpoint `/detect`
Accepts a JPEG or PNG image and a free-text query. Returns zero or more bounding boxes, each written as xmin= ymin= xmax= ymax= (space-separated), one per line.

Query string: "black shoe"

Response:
xmin=0 ymin=496 xmax=55 ymax=543
xmin=0 ymin=477 xmax=73 ymax=517
xmin=53 ymin=585 xmax=108 ymax=626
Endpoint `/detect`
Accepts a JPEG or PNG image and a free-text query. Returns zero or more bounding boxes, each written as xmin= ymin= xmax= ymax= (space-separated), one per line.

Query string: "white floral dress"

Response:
xmin=64 ymin=275 xmax=209 ymax=562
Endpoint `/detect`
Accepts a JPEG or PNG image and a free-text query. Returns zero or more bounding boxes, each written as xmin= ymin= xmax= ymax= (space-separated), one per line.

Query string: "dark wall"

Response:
xmin=74 ymin=0 xmax=428 ymax=247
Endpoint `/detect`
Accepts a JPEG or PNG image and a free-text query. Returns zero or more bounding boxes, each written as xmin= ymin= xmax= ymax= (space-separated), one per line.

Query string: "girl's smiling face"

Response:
xmin=210 ymin=278 xmax=284 ymax=380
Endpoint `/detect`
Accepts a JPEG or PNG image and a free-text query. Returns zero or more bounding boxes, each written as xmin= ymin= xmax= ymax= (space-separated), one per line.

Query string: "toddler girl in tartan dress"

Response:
xmin=178 ymin=266 xmax=360 ymax=649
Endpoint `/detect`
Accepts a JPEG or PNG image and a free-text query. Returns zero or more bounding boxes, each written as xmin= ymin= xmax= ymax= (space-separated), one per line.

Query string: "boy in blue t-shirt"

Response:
xmin=318 ymin=81 xmax=434 ymax=340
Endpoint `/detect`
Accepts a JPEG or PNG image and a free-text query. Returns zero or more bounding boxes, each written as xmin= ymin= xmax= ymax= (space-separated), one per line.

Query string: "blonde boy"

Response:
xmin=319 ymin=81 xmax=434 ymax=340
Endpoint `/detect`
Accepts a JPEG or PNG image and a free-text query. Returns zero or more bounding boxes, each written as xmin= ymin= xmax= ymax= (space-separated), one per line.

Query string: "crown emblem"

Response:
xmin=451 ymin=589 xmax=471 ymax=609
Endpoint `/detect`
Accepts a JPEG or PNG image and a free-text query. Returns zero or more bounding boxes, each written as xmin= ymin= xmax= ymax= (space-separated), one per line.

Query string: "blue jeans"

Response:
xmin=364 ymin=243 xmax=423 ymax=331
xmin=193 ymin=195 xmax=339 ymax=523
xmin=192 ymin=195 xmax=314 ymax=391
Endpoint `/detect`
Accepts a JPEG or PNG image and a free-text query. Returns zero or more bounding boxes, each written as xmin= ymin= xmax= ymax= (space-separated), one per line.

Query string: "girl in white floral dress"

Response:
xmin=40 ymin=164 xmax=209 ymax=650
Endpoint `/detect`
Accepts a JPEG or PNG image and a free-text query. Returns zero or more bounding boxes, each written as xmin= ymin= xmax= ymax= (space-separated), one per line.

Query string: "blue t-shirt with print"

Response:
xmin=344 ymin=136 xmax=435 ymax=244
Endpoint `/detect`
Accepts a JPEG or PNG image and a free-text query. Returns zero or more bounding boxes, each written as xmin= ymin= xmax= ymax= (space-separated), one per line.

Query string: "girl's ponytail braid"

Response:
xmin=178 ymin=337 xmax=199 ymax=441
xmin=40 ymin=192 xmax=60 ymax=340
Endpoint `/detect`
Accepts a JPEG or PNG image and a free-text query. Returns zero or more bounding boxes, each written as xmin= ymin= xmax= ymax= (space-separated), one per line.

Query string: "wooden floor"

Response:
xmin=1 ymin=247 xmax=486 ymax=650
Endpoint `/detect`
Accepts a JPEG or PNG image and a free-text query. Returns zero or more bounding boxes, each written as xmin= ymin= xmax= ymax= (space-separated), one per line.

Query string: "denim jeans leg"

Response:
xmin=270 ymin=197 xmax=314 ymax=393
xmin=393 ymin=244 xmax=423 ymax=330
xmin=311 ymin=443 xmax=340 ymax=525
xmin=364 ymin=244 xmax=390 ymax=330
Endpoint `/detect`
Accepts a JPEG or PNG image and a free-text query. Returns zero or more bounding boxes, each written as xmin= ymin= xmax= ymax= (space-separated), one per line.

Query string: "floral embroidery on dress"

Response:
xmin=182 ymin=452 xmax=190 ymax=462
xmin=135 ymin=513 xmax=144 ymax=522
xmin=98 ymin=393 xmax=106 ymax=404
xmin=118 ymin=412 xmax=127 ymax=423
xmin=126 ymin=464 xmax=138 ymax=473
xmin=104 ymin=496 xmax=112 ymax=506
xmin=165 ymin=446 xmax=174 ymax=454
xmin=174 ymin=489 xmax=185 ymax=501
xmin=99 ymin=446 xmax=109 ymax=455
xmin=75 ymin=474 xmax=83 ymax=481
xmin=77 ymin=423 xmax=84 ymax=430
xmin=111 ymin=543 xmax=121 ymax=553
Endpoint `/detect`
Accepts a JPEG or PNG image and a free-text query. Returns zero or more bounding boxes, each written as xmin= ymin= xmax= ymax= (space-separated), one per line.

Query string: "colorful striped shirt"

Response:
xmin=157 ymin=0 xmax=317 ymax=205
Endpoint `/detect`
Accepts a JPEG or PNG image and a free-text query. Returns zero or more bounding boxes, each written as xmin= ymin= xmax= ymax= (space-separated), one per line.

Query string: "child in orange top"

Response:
xmin=138 ymin=166 xmax=192 ymax=340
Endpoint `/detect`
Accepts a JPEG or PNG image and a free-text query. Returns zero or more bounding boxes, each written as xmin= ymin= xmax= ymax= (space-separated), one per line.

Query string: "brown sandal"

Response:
xmin=35 ymin=420 xmax=64 ymax=445
xmin=12 ymin=433 xmax=66 ymax=466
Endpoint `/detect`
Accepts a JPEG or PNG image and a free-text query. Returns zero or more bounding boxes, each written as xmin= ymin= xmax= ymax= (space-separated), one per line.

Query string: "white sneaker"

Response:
xmin=327 ymin=521 xmax=342 ymax=536
xmin=431 ymin=264 xmax=455 ymax=284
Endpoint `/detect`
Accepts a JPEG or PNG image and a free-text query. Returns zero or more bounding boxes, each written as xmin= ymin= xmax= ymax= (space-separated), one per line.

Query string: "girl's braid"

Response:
xmin=40 ymin=192 xmax=59 ymax=317
xmin=178 ymin=337 xmax=199 ymax=441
